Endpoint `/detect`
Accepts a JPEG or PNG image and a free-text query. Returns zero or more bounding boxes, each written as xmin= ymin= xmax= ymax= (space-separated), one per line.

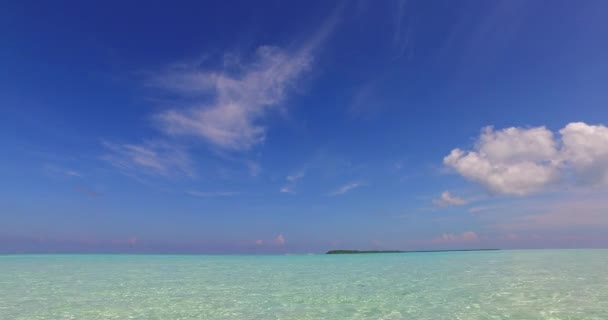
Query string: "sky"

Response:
xmin=1 ymin=0 xmax=608 ymax=253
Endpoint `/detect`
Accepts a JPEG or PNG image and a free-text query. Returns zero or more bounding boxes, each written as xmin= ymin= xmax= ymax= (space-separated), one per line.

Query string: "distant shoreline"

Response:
xmin=326 ymin=249 xmax=500 ymax=254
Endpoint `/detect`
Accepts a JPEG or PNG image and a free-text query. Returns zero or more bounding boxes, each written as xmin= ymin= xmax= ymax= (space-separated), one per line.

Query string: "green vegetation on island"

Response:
xmin=326 ymin=249 xmax=500 ymax=254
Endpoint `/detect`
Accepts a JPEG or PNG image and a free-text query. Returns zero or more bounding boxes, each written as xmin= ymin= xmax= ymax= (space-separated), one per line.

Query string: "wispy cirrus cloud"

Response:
xmin=280 ymin=171 xmax=305 ymax=194
xmin=186 ymin=190 xmax=239 ymax=198
xmin=148 ymin=7 xmax=341 ymax=153
xmin=105 ymin=43 xmax=312 ymax=177
xmin=102 ymin=141 xmax=194 ymax=177
xmin=330 ymin=182 xmax=366 ymax=196
xmin=468 ymin=205 xmax=499 ymax=213
xmin=43 ymin=164 xmax=84 ymax=179
xmin=391 ymin=0 xmax=413 ymax=60
xmin=444 ymin=122 xmax=608 ymax=196
xmin=65 ymin=170 xmax=83 ymax=177
xmin=279 ymin=186 xmax=294 ymax=194
xmin=105 ymin=45 xmax=307 ymax=177
xmin=153 ymin=45 xmax=314 ymax=151
xmin=103 ymin=8 xmax=342 ymax=178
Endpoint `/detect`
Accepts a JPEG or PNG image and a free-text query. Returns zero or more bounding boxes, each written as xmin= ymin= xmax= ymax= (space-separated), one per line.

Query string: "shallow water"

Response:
xmin=1 ymin=250 xmax=607 ymax=319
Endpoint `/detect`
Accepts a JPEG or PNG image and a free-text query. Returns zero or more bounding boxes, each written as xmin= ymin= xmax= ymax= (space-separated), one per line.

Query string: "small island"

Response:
xmin=326 ymin=249 xmax=500 ymax=254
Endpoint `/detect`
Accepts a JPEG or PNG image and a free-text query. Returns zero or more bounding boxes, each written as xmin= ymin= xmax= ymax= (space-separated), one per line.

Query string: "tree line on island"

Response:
xmin=326 ymin=249 xmax=500 ymax=254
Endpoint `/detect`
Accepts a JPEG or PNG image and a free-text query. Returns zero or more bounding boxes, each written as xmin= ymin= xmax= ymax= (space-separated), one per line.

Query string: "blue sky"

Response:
xmin=2 ymin=0 xmax=608 ymax=253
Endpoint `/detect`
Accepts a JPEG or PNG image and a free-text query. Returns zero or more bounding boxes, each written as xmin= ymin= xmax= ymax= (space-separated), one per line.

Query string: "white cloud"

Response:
xmin=65 ymin=170 xmax=83 ymax=177
xmin=560 ymin=122 xmax=608 ymax=186
xmin=154 ymin=45 xmax=313 ymax=151
xmin=104 ymin=45 xmax=312 ymax=178
xmin=477 ymin=126 xmax=558 ymax=163
xmin=102 ymin=141 xmax=194 ymax=177
xmin=279 ymin=186 xmax=294 ymax=194
xmin=330 ymin=182 xmax=365 ymax=196
xmin=444 ymin=126 xmax=560 ymax=195
xmin=444 ymin=122 xmax=608 ymax=195
xmin=102 ymin=9 xmax=342 ymax=179
xmin=433 ymin=191 xmax=467 ymax=206
xmin=148 ymin=5 xmax=343 ymax=152
xmin=286 ymin=171 xmax=305 ymax=182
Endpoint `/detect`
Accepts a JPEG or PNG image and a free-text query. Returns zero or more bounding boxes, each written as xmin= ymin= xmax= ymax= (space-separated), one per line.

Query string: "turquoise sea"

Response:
xmin=1 ymin=250 xmax=607 ymax=319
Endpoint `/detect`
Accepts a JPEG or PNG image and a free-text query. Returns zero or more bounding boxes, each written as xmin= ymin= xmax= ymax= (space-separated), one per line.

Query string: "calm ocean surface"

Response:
xmin=1 ymin=250 xmax=607 ymax=319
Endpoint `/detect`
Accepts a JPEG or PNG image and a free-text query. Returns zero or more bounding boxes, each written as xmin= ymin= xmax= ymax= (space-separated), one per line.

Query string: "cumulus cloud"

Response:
xmin=330 ymin=182 xmax=365 ymax=196
xmin=444 ymin=126 xmax=559 ymax=195
xmin=433 ymin=231 xmax=479 ymax=244
xmin=560 ymin=122 xmax=608 ymax=186
xmin=103 ymin=141 xmax=194 ymax=177
xmin=444 ymin=122 xmax=608 ymax=195
xmin=433 ymin=191 xmax=467 ymax=206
